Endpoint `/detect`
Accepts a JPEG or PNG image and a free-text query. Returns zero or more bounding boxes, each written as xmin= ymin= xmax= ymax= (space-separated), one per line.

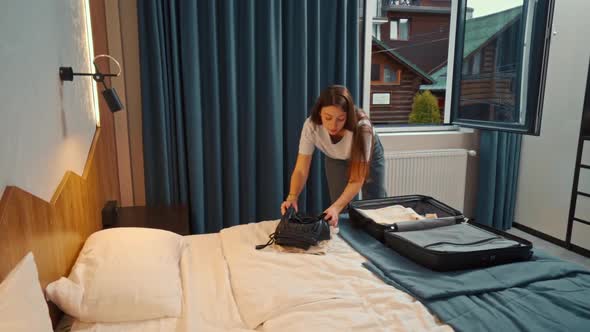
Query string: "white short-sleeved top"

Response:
xmin=298 ymin=118 xmax=373 ymax=160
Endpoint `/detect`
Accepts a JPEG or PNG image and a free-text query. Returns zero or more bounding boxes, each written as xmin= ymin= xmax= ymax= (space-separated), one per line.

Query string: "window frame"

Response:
xmin=389 ymin=18 xmax=410 ymax=41
xmin=383 ymin=65 xmax=401 ymax=84
xmin=361 ymin=0 xmax=555 ymax=135
xmin=450 ymin=0 xmax=555 ymax=135
xmin=370 ymin=63 xmax=402 ymax=85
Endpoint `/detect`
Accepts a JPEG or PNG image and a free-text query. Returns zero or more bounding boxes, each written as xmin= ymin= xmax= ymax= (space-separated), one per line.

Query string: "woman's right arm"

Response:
xmin=281 ymin=153 xmax=312 ymax=215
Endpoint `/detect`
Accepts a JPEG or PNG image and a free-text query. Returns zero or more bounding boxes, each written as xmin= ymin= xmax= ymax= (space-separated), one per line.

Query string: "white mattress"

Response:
xmin=69 ymin=221 xmax=452 ymax=332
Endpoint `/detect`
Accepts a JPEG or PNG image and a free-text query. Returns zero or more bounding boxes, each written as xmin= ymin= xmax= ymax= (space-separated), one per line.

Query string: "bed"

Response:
xmin=1 ymin=206 xmax=589 ymax=331
xmin=59 ymin=220 xmax=451 ymax=332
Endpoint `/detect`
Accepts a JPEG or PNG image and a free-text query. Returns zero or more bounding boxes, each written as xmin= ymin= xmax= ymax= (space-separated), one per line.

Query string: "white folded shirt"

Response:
xmin=356 ymin=205 xmax=425 ymax=225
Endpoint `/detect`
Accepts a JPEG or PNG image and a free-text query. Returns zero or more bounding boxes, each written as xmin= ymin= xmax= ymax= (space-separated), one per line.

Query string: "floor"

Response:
xmin=507 ymin=227 xmax=590 ymax=269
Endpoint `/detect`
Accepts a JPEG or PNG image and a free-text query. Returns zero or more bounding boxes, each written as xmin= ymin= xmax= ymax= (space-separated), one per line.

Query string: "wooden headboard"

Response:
xmin=0 ymin=1 xmax=119 ymax=326
xmin=0 ymin=126 xmax=120 ymax=325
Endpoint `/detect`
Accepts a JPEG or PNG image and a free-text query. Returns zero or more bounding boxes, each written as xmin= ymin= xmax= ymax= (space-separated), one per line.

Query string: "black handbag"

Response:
xmin=256 ymin=207 xmax=331 ymax=250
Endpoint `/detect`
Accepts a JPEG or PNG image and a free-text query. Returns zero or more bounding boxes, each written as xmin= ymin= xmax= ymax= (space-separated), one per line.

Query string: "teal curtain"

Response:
xmin=475 ymin=130 xmax=522 ymax=230
xmin=138 ymin=0 xmax=359 ymax=233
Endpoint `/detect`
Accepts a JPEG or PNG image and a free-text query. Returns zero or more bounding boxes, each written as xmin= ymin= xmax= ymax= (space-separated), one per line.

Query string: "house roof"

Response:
xmin=462 ymin=6 xmax=521 ymax=58
xmin=420 ymin=6 xmax=521 ymax=91
xmin=372 ymin=37 xmax=434 ymax=84
xmin=420 ymin=66 xmax=448 ymax=91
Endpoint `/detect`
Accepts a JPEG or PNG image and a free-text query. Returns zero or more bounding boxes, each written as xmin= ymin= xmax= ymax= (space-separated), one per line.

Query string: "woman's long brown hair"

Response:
xmin=309 ymin=85 xmax=373 ymax=181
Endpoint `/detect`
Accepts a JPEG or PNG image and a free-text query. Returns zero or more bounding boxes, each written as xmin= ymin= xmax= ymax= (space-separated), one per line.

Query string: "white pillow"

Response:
xmin=0 ymin=252 xmax=53 ymax=332
xmin=46 ymin=227 xmax=185 ymax=323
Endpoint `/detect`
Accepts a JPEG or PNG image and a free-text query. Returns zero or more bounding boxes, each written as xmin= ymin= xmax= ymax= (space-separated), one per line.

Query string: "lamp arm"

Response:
xmin=59 ymin=67 xmax=118 ymax=82
xmin=59 ymin=54 xmax=121 ymax=82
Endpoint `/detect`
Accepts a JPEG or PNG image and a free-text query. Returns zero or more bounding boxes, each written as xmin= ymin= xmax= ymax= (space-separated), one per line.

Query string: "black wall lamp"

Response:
xmin=59 ymin=54 xmax=124 ymax=112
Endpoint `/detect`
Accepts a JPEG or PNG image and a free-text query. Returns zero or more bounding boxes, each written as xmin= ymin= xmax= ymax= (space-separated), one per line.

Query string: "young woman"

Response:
xmin=280 ymin=85 xmax=387 ymax=226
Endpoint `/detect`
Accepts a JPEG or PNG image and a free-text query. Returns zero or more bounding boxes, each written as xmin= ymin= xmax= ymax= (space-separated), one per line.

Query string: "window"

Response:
xmin=383 ymin=65 xmax=400 ymax=84
xmin=462 ymin=58 xmax=470 ymax=75
xmin=371 ymin=64 xmax=381 ymax=81
xmin=373 ymin=24 xmax=381 ymax=40
xmin=363 ymin=0 xmax=449 ymax=125
xmin=361 ymin=0 xmax=554 ymax=131
xmin=390 ymin=18 xmax=409 ymax=40
xmin=370 ymin=63 xmax=401 ymax=85
xmin=472 ymin=52 xmax=481 ymax=75
xmin=399 ymin=18 xmax=409 ymax=40
xmin=451 ymin=0 xmax=555 ymax=134
xmin=372 ymin=93 xmax=391 ymax=105
xmin=390 ymin=20 xmax=398 ymax=40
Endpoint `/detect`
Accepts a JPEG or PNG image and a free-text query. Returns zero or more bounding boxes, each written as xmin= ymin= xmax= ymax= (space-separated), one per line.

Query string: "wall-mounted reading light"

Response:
xmin=59 ymin=54 xmax=123 ymax=113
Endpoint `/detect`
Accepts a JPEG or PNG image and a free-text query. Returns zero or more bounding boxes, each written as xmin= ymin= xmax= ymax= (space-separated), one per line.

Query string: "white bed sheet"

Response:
xmin=220 ymin=220 xmax=452 ymax=332
xmin=69 ymin=221 xmax=452 ymax=332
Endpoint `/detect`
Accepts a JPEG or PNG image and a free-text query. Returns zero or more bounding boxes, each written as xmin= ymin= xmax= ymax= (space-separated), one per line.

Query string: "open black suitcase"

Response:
xmin=349 ymin=195 xmax=465 ymax=242
xmin=349 ymin=195 xmax=533 ymax=271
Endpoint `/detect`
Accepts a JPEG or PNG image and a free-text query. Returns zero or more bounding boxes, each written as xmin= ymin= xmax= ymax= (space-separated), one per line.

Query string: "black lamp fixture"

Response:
xmin=59 ymin=54 xmax=123 ymax=112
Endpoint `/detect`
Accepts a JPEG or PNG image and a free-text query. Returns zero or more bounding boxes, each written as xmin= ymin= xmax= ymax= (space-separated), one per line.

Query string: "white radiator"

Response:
xmin=383 ymin=149 xmax=470 ymax=212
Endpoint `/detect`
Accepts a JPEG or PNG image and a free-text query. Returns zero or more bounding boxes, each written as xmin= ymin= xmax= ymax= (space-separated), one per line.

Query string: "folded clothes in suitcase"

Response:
xmin=349 ymin=195 xmax=465 ymax=242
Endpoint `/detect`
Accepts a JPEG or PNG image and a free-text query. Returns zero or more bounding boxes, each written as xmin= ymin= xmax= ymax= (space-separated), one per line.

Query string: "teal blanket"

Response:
xmin=339 ymin=217 xmax=590 ymax=332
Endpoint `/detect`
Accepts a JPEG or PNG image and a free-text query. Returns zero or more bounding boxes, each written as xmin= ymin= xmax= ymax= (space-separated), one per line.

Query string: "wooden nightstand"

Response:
xmin=103 ymin=205 xmax=191 ymax=236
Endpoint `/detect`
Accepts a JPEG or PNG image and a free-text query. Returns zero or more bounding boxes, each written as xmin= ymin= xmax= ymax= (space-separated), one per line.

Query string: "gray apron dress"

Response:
xmin=324 ymin=133 xmax=387 ymax=203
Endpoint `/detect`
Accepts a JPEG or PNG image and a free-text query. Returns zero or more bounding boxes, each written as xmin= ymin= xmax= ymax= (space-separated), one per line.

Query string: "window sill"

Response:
xmin=374 ymin=124 xmax=475 ymax=136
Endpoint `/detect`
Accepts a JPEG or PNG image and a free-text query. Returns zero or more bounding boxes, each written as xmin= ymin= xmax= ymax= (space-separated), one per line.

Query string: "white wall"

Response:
xmin=515 ymin=0 xmax=590 ymax=240
xmin=0 ymin=0 xmax=97 ymax=201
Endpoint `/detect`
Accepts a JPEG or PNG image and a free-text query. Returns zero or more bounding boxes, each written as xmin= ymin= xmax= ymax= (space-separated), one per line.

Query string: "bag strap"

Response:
xmin=255 ymin=232 xmax=276 ymax=250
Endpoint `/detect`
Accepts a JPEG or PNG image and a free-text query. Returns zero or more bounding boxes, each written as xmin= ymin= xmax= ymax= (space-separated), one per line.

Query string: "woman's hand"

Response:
xmin=280 ymin=197 xmax=299 ymax=215
xmin=323 ymin=205 xmax=342 ymax=226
